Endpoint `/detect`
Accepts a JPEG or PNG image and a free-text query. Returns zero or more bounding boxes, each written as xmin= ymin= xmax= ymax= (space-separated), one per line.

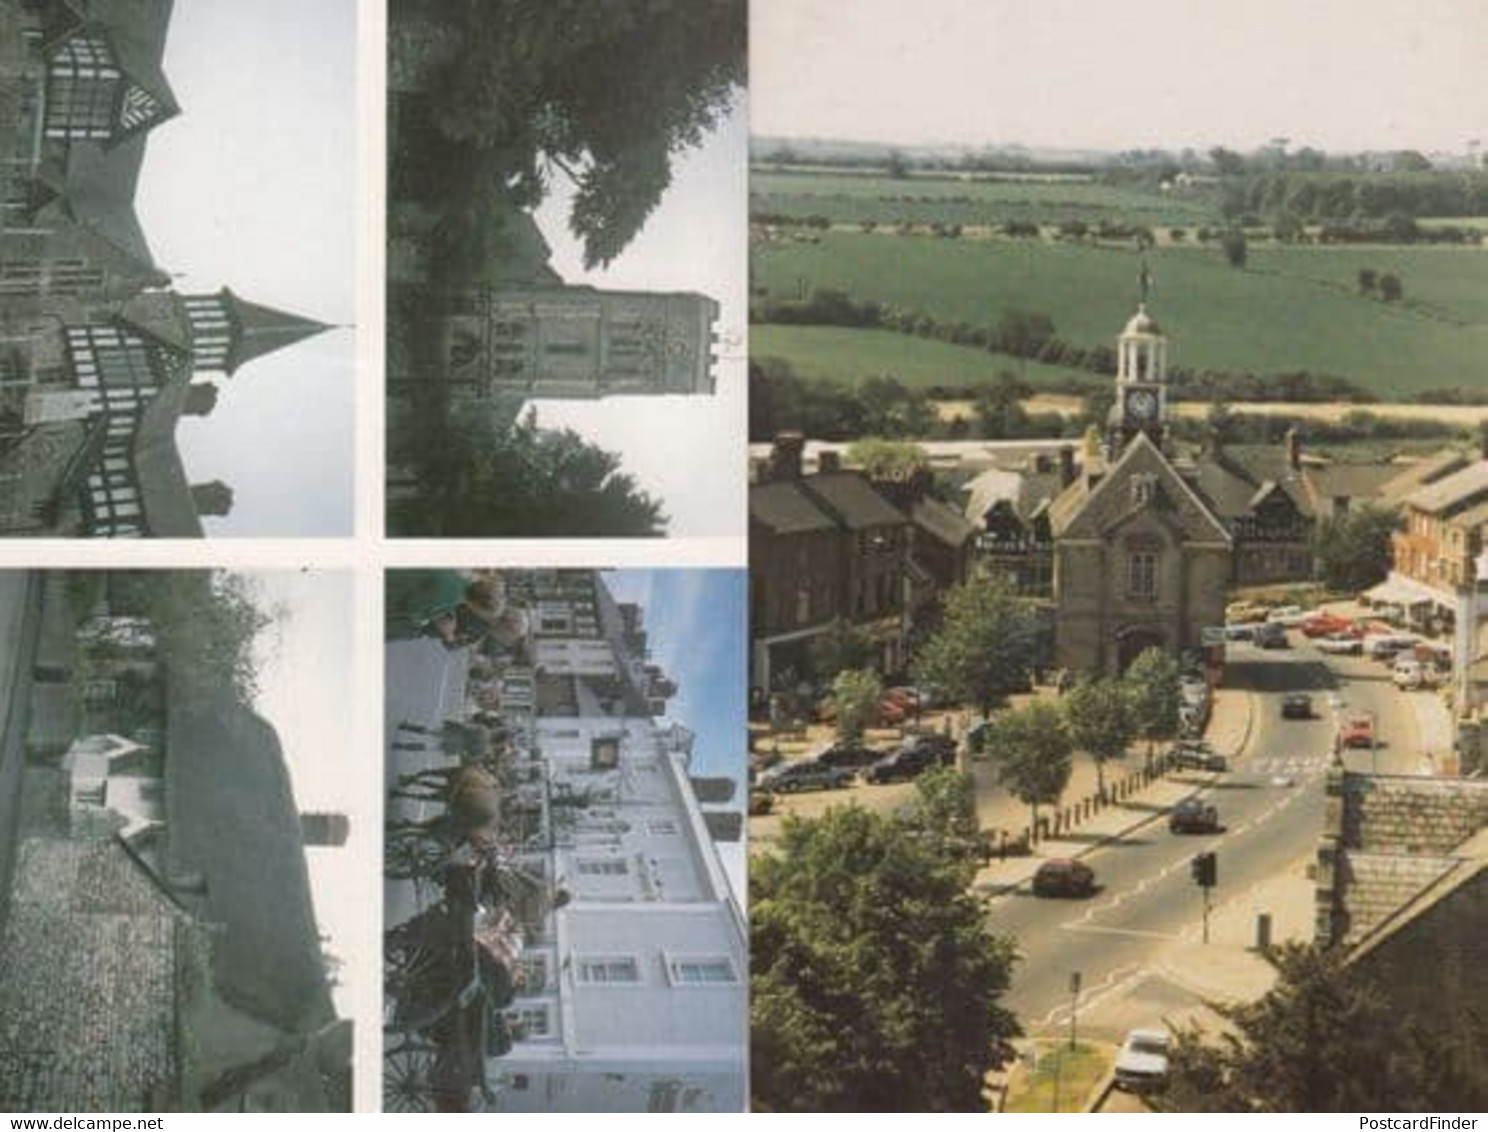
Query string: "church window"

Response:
xmin=1127 ymin=551 xmax=1158 ymax=600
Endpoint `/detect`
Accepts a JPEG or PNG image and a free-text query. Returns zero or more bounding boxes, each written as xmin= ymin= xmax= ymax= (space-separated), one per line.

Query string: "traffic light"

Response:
xmin=1190 ymin=851 xmax=1217 ymax=888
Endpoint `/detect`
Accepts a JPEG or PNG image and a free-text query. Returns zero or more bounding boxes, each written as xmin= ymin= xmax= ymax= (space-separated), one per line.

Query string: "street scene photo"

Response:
xmin=385 ymin=0 xmax=747 ymax=538
xmin=747 ymin=0 xmax=1488 ymax=1112
xmin=0 ymin=0 xmax=356 ymax=537
xmin=0 ymin=570 xmax=354 ymax=1111
xmin=384 ymin=568 xmax=746 ymax=1112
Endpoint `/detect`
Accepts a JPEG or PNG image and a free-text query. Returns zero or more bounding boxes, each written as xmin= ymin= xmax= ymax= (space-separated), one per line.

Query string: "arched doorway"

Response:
xmin=1115 ymin=625 xmax=1165 ymax=672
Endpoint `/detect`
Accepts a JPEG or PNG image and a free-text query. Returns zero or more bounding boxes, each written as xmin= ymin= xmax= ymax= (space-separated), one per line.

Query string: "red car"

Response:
xmin=1337 ymin=714 xmax=1375 ymax=750
xmin=1301 ymin=613 xmax=1354 ymax=638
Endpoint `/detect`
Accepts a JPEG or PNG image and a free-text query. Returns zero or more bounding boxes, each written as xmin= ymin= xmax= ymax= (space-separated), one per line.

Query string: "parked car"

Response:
xmin=813 ymin=739 xmax=882 ymax=769
xmin=1365 ymin=633 xmax=1418 ymax=661
xmin=1301 ymin=612 xmax=1354 ymax=638
xmin=1169 ymin=797 xmax=1221 ymax=834
xmin=1254 ymin=621 xmax=1288 ymax=649
xmin=1031 ymin=858 xmax=1096 ymax=898
xmin=1337 ymin=714 xmax=1376 ymax=750
xmin=1267 ymin=605 xmax=1307 ymax=627
xmin=1224 ymin=623 xmax=1256 ymax=642
xmin=900 ymin=732 xmax=958 ymax=765
xmin=1171 ymin=741 xmax=1227 ymax=772
xmin=863 ymin=745 xmax=937 ymax=784
xmin=756 ymin=759 xmax=852 ymax=794
xmin=1317 ymin=631 xmax=1363 ymax=655
xmin=1281 ymin=692 xmax=1314 ymax=719
xmin=1225 ymin=601 xmax=1270 ymax=624
xmin=1114 ymin=1029 xmax=1170 ymax=1092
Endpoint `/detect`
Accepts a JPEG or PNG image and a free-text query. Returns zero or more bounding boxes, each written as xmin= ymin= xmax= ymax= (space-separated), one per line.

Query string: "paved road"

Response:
xmin=993 ymin=637 xmax=1427 ymax=1041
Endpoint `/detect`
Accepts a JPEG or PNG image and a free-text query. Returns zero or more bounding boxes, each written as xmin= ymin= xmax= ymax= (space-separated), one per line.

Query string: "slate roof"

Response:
xmin=1305 ymin=461 xmax=1402 ymax=508
xmin=1405 ymin=460 xmax=1488 ymax=516
xmin=1192 ymin=444 xmax=1312 ymax=519
xmin=131 ymin=376 xmax=202 ymax=537
xmin=750 ymin=480 xmax=837 ymax=536
xmin=911 ymin=496 xmax=976 ymax=549
xmin=1378 ymin=448 xmax=1472 ymax=506
xmin=218 ymin=289 xmax=332 ymax=376
xmin=1051 ymin=432 xmax=1231 ymax=544
xmin=797 ymin=472 xmax=906 ymax=531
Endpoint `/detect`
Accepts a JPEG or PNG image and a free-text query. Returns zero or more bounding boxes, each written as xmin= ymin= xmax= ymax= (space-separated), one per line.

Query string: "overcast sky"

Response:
xmin=249 ymin=570 xmax=359 ymax=1016
xmin=752 ymin=0 xmax=1488 ymax=155
xmin=531 ymin=96 xmax=748 ymax=539
xmin=137 ymin=0 xmax=356 ymax=536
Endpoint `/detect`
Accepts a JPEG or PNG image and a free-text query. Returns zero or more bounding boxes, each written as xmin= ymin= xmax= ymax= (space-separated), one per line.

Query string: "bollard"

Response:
xmin=1256 ymin=913 xmax=1272 ymax=952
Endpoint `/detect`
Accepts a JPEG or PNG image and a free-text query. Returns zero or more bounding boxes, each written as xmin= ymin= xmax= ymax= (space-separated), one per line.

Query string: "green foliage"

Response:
xmin=401 ymin=0 xmax=745 ymax=268
xmin=1064 ymin=677 xmax=1136 ymax=798
xmin=808 ymin=619 xmax=878 ymax=683
xmin=914 ymin=574 xmax=1040 ymax=716
xmin=909 ymin=766 xmax=980 ymax=852
xmin=1124 ymin=647 xmax=1182 ymax=751
xmin=388 ymin=412 xmax=667 ymax=537
xmin=1163 ymin=944 xmax=1488 ymax=1112
xmin=1378 ymin=272 xmax=1404 ymax=302
xmin=832 ymin=668 xmax=883 ymax=741
xmin=980 ymin=699 xmax=1073 ymax=830
xmin=1221 ymin=228 xmax=1248 ymax=268
xmin=1313 ymin=504 xmax=1400 ymax=592
xmin=844 ymin=438 xmax=931 ymax=480
xmin=750 ymin=807 xmax=1020 ymax=1111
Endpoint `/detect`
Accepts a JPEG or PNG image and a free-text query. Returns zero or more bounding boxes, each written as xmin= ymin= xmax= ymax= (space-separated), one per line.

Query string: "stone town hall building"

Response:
xmin=1048 ymin=302 xmax=1232 ymax=674
xmin=0 ymin=0 xmax=331 ymax=537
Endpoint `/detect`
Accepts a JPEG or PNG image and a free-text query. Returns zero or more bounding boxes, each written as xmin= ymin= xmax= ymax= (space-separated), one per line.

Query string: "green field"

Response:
xmin=751 ymin=232 xmax=1488 ymax=397
xmin=752 ymin=168 xmax=1213 ymax=229
xmin=752 ymin=325 xmax=1094 ymax=391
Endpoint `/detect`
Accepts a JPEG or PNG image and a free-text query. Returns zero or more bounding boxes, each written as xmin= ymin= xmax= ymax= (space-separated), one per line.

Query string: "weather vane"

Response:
xmin=1138 ymin=258 xmax=1154 ymax=305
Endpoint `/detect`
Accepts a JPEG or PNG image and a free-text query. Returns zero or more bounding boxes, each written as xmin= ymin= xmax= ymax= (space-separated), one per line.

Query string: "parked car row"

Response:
xmin=753 ymin=732 xmax=958 ymax=796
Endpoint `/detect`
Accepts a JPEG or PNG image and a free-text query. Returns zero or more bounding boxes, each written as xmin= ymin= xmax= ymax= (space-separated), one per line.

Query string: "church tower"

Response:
xmin=1107 ymin=280 xmax=1169 ymax=457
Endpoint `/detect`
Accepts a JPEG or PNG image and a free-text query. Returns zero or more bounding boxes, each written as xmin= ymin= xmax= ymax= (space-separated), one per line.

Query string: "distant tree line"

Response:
xmin=1225 ymin=171 xmax=1488 ymax=222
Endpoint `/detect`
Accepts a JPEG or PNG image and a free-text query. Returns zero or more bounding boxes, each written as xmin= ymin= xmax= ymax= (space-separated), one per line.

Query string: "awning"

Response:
xmin=1364 ymin=574 xmax=1448 ymax=608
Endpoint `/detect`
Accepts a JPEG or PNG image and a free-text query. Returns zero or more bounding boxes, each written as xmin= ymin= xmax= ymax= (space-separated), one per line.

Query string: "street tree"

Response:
xmin=908 ymin=766 xmax=981 ymax=862
xmin=1124 ymin=647 xmax=1182 ymax=760
xmin=1313 ymin=504 xmax=1400 ymax=592
xmin=388 ymin=412 xmax=667 ymax=538
xmin=750 ymin=807 xmax=1021 ymax=1111
xmin=980 ymin=699 xmax=1073 ymax=835
xmin=809 ymin=619 xmax=878 ymax=683
xmin=845 ymin=438 xmax=931 ymax=481
xmin=1162 ymin=944 xmax=1488 ymax=1112
xmin=832 ymin=668 xmax=883 ymax=741
xmin=913 ymin=574 xmax=1040 ymax=717
xmin=1064 ymin=677 xmax=1136 ymax=800
xmin=412 ymin=0 xmax=746 ymax=268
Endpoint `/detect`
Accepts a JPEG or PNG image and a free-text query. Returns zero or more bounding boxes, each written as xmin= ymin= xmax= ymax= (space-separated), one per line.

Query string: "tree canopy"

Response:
xmin=389 ymin=412 xmax=667 ymax=538
xmin=1313 ymin=504 xmax=1399 ymax=593
xmin=845 ymin=437 xmax=931 ymax=481
xmin=980 ymin=699 xmax=1073 ymax=832
xmin=1164 ymin=944 xmax=1488 ymax=1112
xmin=832 ymin=668 xmax=882 ymax=741
xmin=408 ymin=0 xmax=746 ymax=268
xmin=913 ymin=574 xmax=1040 ymax=716
xmin=1064 ymin=677 xmax=1136 ymax=798
xmin=1124 ymin=647 xmax=1182 ymax=756
xmin=751 ymin=807 xmax=1020 ymax=1111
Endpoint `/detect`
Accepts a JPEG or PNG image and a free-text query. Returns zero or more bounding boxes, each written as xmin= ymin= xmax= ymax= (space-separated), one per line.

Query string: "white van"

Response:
xmin=1392 ymin=656 xmax=1428 ymax=690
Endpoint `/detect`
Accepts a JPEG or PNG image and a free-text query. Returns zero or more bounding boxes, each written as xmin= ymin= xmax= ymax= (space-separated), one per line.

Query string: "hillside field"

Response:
xmin=751 ymin=231 xmax=1488 ymax=398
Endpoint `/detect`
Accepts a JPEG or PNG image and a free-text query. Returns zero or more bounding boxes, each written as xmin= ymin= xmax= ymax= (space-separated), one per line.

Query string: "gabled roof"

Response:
xmin=911 ymin=496 xmax=976 ymax=549
xmin=1304 ymin=461 xmax=1402 ymax=507
xmin=1192 ymin=444 xmax=1312 ymax=519
xmin=750 ymin=480 xmax=836 ymax=536
xmin=1052 ymin=432 xmax=1232 ymax=545
xmin=1377 ymin=448 xmax=1471 ymax=506
xmin=36 ymin=136 xmax=165 ymax=283
xmin=1405 ymin=459 xmax=1488 ymax=516
xmin=797 ymin=472 xmax=906 ymax=531
xmin=130 ymin=375 xmax=203 ymax=537
xmin=50 ymin=1 xmax=179 ymax=140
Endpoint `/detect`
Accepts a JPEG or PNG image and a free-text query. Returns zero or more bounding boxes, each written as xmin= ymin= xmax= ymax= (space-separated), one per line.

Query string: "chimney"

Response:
xmin=817 ymin=449 xmax=841 ymax=474
xmin=769 ymin=432 xmax=805 ymax=481
xmin=1059 ymin=445 xmax=1076 ymax=488
xmin=1285 ymin=427 xmax=1301 ymax=471
xmin=182 ymin=383 xmax=219 ymax=417
xmin=190 ymin=480 xmax=234 ymax=517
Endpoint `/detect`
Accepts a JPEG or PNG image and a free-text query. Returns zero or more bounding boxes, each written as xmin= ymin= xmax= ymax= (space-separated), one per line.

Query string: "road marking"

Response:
xmin=1039 ymin=963 xmax=1148 ymax=1030
xmin=1061 ymin=923 xmax=1180 ymax=941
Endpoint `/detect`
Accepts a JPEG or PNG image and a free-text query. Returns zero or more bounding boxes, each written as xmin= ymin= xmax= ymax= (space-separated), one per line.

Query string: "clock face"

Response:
xmin=1128 ymin=388 xmax=1158 ymax=421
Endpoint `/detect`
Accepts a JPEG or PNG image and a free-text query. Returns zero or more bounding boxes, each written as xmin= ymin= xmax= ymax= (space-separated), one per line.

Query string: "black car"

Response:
xmin=901 ymin=732 xmax=957 ymax=765
xmin=814 ymin=739 xmax=881 ymax=769
xmin=1169 ymin=797 xmax=1220 ymax=834
xmin=864 ymin=745 xmax=935 ymax=784
xmin=1281 ymin=692 xmax=1314 ymax=720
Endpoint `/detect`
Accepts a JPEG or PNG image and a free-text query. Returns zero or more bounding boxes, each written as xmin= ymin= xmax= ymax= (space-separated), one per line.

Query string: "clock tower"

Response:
xmin=1108 ymin=294 xmax=1169 ymax=456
